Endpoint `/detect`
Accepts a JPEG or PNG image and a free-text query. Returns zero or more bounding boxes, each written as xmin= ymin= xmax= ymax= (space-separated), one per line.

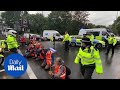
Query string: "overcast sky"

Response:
xmin=29 ymin=11 xmax=119 ymax=26
xmin=0 ymin=11 xmax=119 ymax=26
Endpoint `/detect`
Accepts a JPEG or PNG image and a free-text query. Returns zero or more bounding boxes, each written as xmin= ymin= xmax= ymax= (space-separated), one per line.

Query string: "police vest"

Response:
xmin=6 ymin=35 xmax=18 ymax=49
xmin=74 ymin=46 xmax=103 ymax=74
xmin=63 ymin=34 xmax=70 ymax=42
xmin=0 ymin=40 xmax=6 ymax=48
xmin=76 ymin=39 xmax=81 ymax=43
xmin=108 ymin=37 xmax=117 ymax=45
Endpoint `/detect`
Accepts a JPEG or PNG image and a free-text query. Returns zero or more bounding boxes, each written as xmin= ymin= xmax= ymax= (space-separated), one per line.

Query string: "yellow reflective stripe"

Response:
xmin=7 ymin=41 xmax=15 ymax=43
xmin=81 ymin=56 xmax=93 ymax=60
xmin=95 ymin=58 xmax=101 ymax=60
xmin=96 ymin=63 xmax=102 ymax=66
xmin=79 ymin=54 xmax=94 ymax=60
xmin=77 ymin=56 xmax=80 ymax=58
xmin=82 ymin=59 xmax=94 ymax=63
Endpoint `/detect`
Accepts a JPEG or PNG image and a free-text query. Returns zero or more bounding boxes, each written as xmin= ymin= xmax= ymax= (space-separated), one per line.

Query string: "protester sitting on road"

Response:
xmin=24 ymin=44 xmax=31 ymax=57
xmin=48 ymin=57 xmax=66 ymax=79
xmin=24 ymin=44 xmax=36 ymax=58
xmin=20 ymin=36 xmax=26 ymax=47
xmin=41 ymin=48 xmax=55 ymax=70
xmin=35 ymin=44 xmax=47 ymax=61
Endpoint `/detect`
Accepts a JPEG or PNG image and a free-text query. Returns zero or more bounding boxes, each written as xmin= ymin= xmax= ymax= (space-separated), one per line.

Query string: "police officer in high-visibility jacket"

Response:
xmin=63 ymin=31 xmax=70 ymax=51
xmin=87 ymin=33 xmax=94 ymax=44
xmin=6 ymin=30 xmax=19 ymax=53
xmin=106 ymin=33 xmax=117 ymax=56
xmin=0 ymin=40 xmax=6 ymax=49
xmin=74 ymin=37 xmax=103 ymax=79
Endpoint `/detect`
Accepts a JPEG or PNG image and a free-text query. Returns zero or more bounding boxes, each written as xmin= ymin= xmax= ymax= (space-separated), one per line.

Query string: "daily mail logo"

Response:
xmin=4 ymin=54 xmax=27 ymax=77
xmin=7 ymin=59 xmax=24 ymax=71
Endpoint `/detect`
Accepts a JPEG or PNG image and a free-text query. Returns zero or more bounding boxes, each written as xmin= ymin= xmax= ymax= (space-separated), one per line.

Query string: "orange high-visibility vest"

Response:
xmin=46 ymin=50 xmax=53 ymax=65
xmin=40 ymin=49 xmax=45 ymax=60
xmin=54 ymin=65 xmax=66 ymax=79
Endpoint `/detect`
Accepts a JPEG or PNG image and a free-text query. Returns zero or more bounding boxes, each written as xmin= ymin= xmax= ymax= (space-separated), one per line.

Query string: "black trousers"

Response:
xmin=80 ymin=63 xmax=95 ymax=79
xmin=106 ymin=44 xmax=115 ymax=55
xmin=65 ymin=41 xmax=69 ymax=51
xmin=21 ymin=42 xmax=26 ymax=47
xmin=9 ymin=48 xmax=18 ymax=53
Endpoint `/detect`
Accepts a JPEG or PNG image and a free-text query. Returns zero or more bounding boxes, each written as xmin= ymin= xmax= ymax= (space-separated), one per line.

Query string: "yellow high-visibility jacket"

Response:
xmin=74 ymin=46 xmax=103 ymax=74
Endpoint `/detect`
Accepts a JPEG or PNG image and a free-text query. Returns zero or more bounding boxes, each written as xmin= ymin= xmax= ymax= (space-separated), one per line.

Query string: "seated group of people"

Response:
xmin=24 ymin=40 xmax=71 ymax=79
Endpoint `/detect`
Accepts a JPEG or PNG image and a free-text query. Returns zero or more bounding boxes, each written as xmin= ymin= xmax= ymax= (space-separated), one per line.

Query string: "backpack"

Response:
xmin=65 ymin=66 xmax=71 ymax=75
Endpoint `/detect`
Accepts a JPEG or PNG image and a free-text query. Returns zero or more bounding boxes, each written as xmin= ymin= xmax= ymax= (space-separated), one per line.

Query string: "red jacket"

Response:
xmin=20 ymin=37 xmax=26 ymax=43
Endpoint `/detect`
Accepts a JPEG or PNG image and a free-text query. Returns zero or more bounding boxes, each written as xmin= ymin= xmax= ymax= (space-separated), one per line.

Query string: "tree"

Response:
xmin=71 ymin=11 xmax=89 ymax=24
xmin=112 ymin=16 xmax=120 ymax=35
xmin=27 ymin=13 xmax=47 ymax=34
xmin=1 ymin=11 xmax=22 ymax=28
xmin=95 ymin=25 xmax=106 ymax=28
xmin=86 ymin=23 xmax=96 ymax=29
xmin=47 ymin=11 xmax=72 ymax=34
xmin=69 ymin=11 xmax=90 ymax=34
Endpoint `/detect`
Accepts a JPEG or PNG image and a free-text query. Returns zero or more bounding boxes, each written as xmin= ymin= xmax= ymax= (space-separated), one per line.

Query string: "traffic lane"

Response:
xmin=0 ymin=66 xmax=15 ymax=79
xmin=108 ymin=46 xmax=120 ymax=79
xmin=41 ymin=41 xmax=120 ymax=79
xmin=20 ymin=41 xmax=82 ymax=79
xmin=3 ymin=48 xmax=30 ymax=79
xmin=20 ymin=46 xmax=49 ymax=79
xmin=93 ymin=46 xmax=120 ymax=79
xmin=21 ymin=41 xmax=120 ymax=79
xmin=41 ymin=41 xmax=83 ymax=79
xmin=27 ymin=59 xmax=49 ymax=79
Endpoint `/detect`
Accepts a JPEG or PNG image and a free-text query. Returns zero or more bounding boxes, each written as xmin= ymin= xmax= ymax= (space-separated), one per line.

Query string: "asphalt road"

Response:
xmin=20 ymin=41 xmax=120 ymax=79
xmin=1 ymin=40 xmax=120 ymax=79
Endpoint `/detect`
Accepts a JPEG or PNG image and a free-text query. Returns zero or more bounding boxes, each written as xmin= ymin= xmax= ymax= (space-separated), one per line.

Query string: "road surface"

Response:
xmin=1 ymin=40 xmax=120 ymax=79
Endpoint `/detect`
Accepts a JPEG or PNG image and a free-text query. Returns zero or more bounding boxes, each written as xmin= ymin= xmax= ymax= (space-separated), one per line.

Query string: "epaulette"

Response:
xmin=94 ymin=47 xmax=98 ymax=51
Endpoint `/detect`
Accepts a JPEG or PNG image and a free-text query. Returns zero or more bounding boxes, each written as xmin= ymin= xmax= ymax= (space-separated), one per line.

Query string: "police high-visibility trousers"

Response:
xmin=80 ymin=63 xmax=95 ymax=79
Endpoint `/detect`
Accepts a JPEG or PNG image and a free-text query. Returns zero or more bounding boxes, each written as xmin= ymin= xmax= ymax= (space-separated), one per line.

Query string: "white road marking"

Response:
xmin=0 ymin=69 xmax=5 ymax=72
xmin=17 ymin=49 xmax=37 ymax=79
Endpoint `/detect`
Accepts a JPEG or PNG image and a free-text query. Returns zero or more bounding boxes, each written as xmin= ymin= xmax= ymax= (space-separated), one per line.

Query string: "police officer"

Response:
xmin=50 ymin=34 xmax=55 ymax=49
xmin=87 ymin=33 xmax=94 ymax=43
xmin=106 ymin=33 xmax=117 ymax=56
xmin=6 ymin=30 xmax=19 ymax=53
xmin=53 ymin=34 xmax=55 ymax=48
xmin=74 ymin=37 xmax=103 ymax=79
xmin=63 ymin=31 xmax=70 ymax=51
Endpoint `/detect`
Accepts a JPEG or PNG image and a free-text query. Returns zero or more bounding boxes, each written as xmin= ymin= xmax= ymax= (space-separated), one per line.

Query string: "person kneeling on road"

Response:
xmin=24 ymin=44 xmax=35 ymax=58
xmin=48 ymin=57 xmax=66 ymax=79
xmin=41 ymin=48 xmax=55 ymax=70
xmin=74 ymin=37 xmax=103 ymax=79
xmin=35 ymin=45 xmax=47 ymax=61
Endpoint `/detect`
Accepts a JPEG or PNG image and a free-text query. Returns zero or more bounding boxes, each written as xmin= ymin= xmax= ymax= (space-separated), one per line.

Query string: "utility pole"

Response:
xmin=116 ymin=11 xmax=118 ymax=19
xmin=42 ymin=11 xmax=43 ymax=15
xmin=21 ymin=11 xmax=29 ymax=33
xmin=115 ymin=11 xmax=119 ymax=35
